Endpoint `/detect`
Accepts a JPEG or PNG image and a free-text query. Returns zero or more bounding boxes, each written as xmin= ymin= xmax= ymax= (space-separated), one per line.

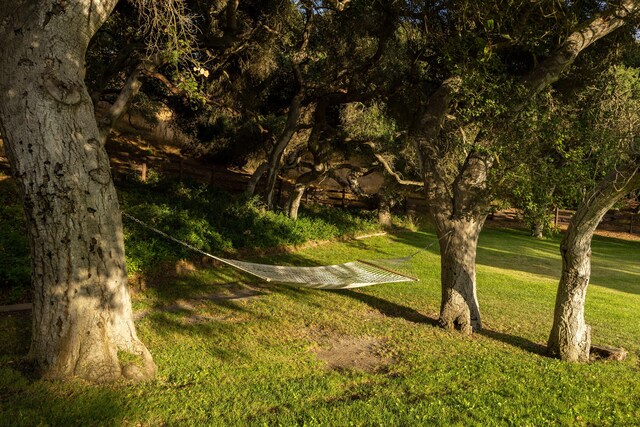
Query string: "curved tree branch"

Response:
xmin=361 ymin=141 xmax=423 ymax=187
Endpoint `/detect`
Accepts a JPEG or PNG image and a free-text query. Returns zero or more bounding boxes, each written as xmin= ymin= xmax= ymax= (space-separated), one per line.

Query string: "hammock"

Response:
xmin=122 ymin=212 xmax=424 ymax=289
xmin=215 ymin=257 xmax=416 ymax=289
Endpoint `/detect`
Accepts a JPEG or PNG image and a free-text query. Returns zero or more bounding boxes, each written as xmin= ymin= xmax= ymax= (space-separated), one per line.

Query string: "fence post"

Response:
xmin=140 ymin=158 xmax=148 ymax=182
xmin=630 ymin=213 xmax=634 ymax=234
xmin=554 ymin=206 xmax=559 ymax=227
xmin=342 ymin=188 xmax=346 ymax=208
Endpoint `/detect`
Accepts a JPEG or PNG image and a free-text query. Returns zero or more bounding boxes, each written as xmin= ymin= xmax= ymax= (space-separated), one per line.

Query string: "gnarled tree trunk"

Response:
xmin=547 ymin=164 xmax=640 ymax=361
xmin=435 ymin=216 xmax=485 ymax=333
xmin=411 ymin=1 xmax=640 ymax=334
xmin=414 ymin=76 xmax=488 ymax=332
xmin=287 ymin=183 xmax=307 ymax=219
xmin=0 ymin=0 xmax=155 ymax=382
xmin=245 ymin=162 xmax=269 ymax=197
xmin=251 ymin=5 xmax=312 ymax=206
xmin=264 ymin=90 xmax=303 ymax=208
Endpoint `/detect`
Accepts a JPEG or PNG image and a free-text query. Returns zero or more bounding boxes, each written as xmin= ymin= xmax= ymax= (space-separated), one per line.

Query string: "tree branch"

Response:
xmin=98 ymin=56 xmax=162 ymax=144
xmin=141 ymin=69 xmax=241 ymax=115
xmin=522 ymin=0 xmax=640 ymax=95
xmin=361 ymin=141 xmax=423 ymax=187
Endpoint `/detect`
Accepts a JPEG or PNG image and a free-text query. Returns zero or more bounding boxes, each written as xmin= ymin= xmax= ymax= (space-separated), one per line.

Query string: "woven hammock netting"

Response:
xmin=216 ymin=257 xmax=417 ymax=289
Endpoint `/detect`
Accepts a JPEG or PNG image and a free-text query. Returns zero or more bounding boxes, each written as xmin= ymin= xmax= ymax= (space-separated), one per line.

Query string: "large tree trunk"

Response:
xmin=414 ymin=77 xmax=489 ymax=333
xmin=547 ymin=164 xmax=640 ymax=361
xmin=0 ymin=0 xmax=155 ymax=382
xmin=435 ymin=215 xmax=485 ymax=333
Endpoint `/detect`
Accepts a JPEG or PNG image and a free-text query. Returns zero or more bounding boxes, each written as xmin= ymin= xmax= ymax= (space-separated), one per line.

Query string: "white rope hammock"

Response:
xmin=217 ymin=257 xmax=416 ymax=289
xmin=122 ymin=212 xmax=421 ymax=289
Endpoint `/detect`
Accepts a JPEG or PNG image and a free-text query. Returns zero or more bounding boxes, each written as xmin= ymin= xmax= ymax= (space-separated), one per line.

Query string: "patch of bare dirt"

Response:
xmin=315 ymin=336 xmax=391 ymax=372
xmin=174 ymin=260 xmax=198 ymax=275
xmin=590 ymin=229 xmax=640 ymax=242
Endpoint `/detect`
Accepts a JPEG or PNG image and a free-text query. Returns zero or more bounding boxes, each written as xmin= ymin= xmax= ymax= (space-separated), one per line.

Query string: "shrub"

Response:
xmin=0 ymin=178 xmax=30 ymax=303
xmin=119 ymin=177 xmax=381 ymax=276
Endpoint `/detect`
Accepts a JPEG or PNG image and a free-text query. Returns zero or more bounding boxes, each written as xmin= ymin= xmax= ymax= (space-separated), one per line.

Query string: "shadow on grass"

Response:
xmin=0 ymin=382 xmax=127 ymax=427
xmin=0 ymin=312 xmax=31 ymax=356
xmin=333 ymin=289 xmax=438 ymax=326
xmin=334 ymin=288 xmax=550 ymax=358
xmin=0 ymin=313 xmax=129 ymax=426
xmin=477 ymin=328 xmax=548 ymax=356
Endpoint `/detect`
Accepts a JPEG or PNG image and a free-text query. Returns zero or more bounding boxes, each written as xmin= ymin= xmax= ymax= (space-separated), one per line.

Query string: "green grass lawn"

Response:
xmin=1 ymin=227 xmax=639 ymax=426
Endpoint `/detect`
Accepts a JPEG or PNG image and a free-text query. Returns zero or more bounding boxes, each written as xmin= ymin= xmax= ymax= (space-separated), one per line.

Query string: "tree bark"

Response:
xmin=424 ymin=149 xmax=489 ymax=333
xmin=245 ymin=162 xmax=269 ymax=197
xmin=97 ymin=58 xmax=161 ymax=144
xmin=260 ymin=4 xmax=313 ymax=208
xmin=413 ymin=76 xmax=489 ymax=332
xmin=0 ymin=0 xmax=156 ymax=382
xmin=547 ymin=164 xmax=640 ymax=362
xmin=531 ymin=219 xmax=545 ymax=239
xmin=521 ymin=0 xmax=640 ymax=95
xmin=435 ymin=216 xmax=485 ymax=333
xmin=378 ymin=196 xmax=392 ymax=226
xmin=286 ymin=169 xmax=321 ymax=219
xmin=411 ymin=1 xmax=640 ymax=333
xmin=264 ymin=88 xmax=303 ymax=208
xmin=286 ymin=183 xmax=307 ymax=219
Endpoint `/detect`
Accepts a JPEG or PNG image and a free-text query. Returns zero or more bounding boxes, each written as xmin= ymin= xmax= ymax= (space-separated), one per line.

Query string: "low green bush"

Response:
xmin=0 ymin=178 xmax=30 ymax=304
xmin=118 ymin=177 xmax=380 ymax=276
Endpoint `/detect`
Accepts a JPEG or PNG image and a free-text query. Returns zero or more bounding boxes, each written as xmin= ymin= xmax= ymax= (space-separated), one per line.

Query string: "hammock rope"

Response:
xmin=122 ymin=212 xmax=447 ymax=289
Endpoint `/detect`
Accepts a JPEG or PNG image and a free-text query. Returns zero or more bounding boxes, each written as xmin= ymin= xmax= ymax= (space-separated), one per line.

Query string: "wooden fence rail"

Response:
xmin=0 ymin=141 xmax=636 ymax=233
xmin=123 ymin=155 xmax=639 ymax=234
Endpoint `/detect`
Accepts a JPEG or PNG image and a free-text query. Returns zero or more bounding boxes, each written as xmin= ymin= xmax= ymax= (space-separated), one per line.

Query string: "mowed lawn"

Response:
xmin=0 ymin=227 xmax=639 ymax=426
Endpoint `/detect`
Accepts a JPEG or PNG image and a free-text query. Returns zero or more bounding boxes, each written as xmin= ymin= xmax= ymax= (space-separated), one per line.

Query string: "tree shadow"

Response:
xmin=0 ymin=311 xmax=31 ymax=357
xmin=476 ymin=328 xmax=548 ymax=356
xmin=0 ymin=177 xmax=31 ymax=304
xmin=333 ymin=289 xmax=438 ymax=326
xmin=333 ymin=289 xmax=551 ymax=357
xmin=0 ymin=311 xmax=129 ymax=425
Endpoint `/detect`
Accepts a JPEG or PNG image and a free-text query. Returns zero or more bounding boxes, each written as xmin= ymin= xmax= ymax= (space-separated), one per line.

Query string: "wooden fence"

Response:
xmin=119 ymin=155 xmax=639 ymax=234
xmin=120 ymin=156 xmax=378 ymax=209
xmin=2 ymin=148 xmax=634 ymax=234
